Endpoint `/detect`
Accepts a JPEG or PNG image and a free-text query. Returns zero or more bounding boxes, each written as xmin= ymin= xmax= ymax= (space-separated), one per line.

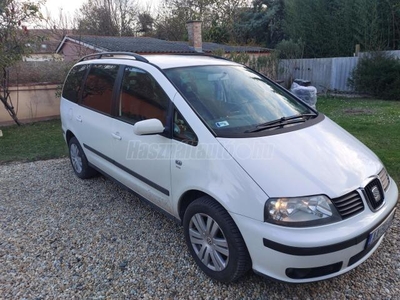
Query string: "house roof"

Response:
xmin=57 ymin=35 xmax=197 ymax=54
xmin=175 ymin=41 xmax=271 ymax=53
xmin=56 ymin=35 xmax=271 ymax=55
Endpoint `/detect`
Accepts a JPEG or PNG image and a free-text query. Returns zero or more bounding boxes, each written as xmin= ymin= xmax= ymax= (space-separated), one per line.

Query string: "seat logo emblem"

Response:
xmin=371 ymin=186 xmax=381 ymax=203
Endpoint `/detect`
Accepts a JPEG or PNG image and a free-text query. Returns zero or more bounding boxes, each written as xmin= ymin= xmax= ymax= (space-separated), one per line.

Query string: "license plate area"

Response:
xmin=366 ymin=208 xmax=396 ymax=248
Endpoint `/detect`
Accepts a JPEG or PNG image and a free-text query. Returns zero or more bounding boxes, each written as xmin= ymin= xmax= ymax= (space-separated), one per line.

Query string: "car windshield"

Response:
xmin=164 ymin=65 xmax=316 ymax=137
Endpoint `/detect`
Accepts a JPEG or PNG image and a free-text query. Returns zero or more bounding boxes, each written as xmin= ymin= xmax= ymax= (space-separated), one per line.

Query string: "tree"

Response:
xmin=234 ymin=0 xmax=285 ymax=47
xmin=0 ymin=0 xmax=43 ymax=125
xmin=153 ymin=4 xmax=189 ymax=41
xmin=284 ymin=0 xmax=334 ymax=57
xmin=137 ymin=12 xmax=154 ymax=35
xmin=76 ymin=0 xmax=138 ymax=36
xmin=205 ymin=20 xmax=230 ymax=43
xmin=283 ymin=0 xmax=400 ymax=58
xmin=207 ymin=0 xmax=247 ymax=42
xmin=154 ymin=0 xmax=246 ymax=42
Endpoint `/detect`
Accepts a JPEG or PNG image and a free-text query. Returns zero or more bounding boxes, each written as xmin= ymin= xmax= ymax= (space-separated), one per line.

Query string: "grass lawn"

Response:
xmin=0 ymin=119 xmax=67 ymax=163
xmin=0 ymin=98 xmax=399 ymax=185
xmin=317 ymin=97 xmax=400 ymax=184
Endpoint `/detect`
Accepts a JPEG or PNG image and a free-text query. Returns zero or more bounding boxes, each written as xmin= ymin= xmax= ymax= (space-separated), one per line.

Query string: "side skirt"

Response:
xmin=88 ymin=162 xmax=181 ymax=225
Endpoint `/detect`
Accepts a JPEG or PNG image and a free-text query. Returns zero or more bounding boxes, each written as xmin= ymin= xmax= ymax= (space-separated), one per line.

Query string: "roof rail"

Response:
xmin=173 ymin=52 xmax=231 ymax=60
xmin=78 ymin=52 xmax=149 ymax=63
xmin=169 ymin=52 xmax=233 ymax=62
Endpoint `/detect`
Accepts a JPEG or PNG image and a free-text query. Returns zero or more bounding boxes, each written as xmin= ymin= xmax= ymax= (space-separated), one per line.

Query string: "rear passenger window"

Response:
xmin=62 ymin=64 xmax=88 ymax=103
xmin=82 ymin=64 xmax=119 ymax=115
xmin=118 ymin=66 xmax=169 ymax=125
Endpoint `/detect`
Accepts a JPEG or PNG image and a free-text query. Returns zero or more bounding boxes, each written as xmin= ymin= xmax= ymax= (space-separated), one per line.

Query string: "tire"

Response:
xmin=68 ymin=137 xmax=97 ymax=179
xmin=183 ymin=196 xmax=251 ymax=282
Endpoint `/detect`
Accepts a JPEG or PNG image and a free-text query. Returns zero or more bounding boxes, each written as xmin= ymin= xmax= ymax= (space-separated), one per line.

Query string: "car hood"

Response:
xmin=217 ymin=117 xmax=383 ymax=198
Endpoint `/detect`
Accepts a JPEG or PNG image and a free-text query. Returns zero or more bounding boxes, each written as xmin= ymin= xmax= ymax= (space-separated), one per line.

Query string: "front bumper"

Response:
xmin=232 ymin=178 xmax=398 ymax=283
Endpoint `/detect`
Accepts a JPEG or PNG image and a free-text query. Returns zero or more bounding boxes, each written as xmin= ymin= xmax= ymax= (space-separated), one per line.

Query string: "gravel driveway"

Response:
xmin=1 ymin=158 xmax=399 ymax=299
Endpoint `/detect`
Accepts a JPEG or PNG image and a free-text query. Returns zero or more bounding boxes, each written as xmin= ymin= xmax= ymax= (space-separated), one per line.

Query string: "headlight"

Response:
xmin=264 ymin=195 xmax=341 ymax=227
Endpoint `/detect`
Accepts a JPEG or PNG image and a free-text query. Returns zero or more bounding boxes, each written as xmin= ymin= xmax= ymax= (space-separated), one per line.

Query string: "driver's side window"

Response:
xmin=118 ymin=66 xmax=169 ymax=125
xmin=173 ymin=110 xmax=198 ymax=146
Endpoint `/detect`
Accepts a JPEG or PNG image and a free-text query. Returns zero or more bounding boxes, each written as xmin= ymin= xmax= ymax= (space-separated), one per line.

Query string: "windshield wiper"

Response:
xmin=245 ymin=113 xmax=317 ymax=133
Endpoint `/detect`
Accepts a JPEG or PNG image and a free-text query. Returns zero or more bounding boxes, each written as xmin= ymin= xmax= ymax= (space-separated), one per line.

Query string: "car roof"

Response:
xmin=143 ymin=54 xmax=239 ymax=69
xmin=76 ymin=53 xmax=240 ymax=70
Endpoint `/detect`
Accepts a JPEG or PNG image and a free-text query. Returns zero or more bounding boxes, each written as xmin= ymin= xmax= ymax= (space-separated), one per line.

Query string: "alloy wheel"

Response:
xmin=70 ymin=143 xmax=83 ymax=174
xmin=188 ymin=213 xmax=229 ymax=271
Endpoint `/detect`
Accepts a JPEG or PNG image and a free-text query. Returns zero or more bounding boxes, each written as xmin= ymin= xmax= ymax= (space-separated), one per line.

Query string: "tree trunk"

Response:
xmin=0 ymin=68 xmax=21 ymax=126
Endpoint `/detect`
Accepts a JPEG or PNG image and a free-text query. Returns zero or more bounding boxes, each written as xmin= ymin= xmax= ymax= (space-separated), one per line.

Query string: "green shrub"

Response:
xmin=275 ymin=39 xmax=304 ymax=59
xmin=349 ymin=52 xmax=400 ymax=100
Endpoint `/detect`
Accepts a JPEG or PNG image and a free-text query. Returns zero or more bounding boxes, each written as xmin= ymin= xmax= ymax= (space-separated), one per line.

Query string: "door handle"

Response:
xmin=76 ymin=116 xmax=82 ymax=122
xmin=112 ymin=132 xmax=122 ymax=140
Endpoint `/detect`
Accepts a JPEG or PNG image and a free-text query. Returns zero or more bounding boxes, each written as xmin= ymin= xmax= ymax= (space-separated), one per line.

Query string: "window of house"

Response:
xmin=62 ymin=64 xmax=89 ymax=103
xmin=118 ymin=66 xmax=169 ymax=125
xmin=81 ymin=64 xmax=119 ymax=115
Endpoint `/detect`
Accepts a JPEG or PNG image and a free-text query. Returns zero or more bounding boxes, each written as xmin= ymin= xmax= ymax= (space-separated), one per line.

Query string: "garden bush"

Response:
xmin=349 ymin=52 xmax=400 ymax=100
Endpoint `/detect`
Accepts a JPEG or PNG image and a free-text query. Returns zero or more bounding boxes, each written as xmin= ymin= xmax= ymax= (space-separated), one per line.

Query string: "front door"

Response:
xmin=111 ymin=65 xmax=172 ymax=213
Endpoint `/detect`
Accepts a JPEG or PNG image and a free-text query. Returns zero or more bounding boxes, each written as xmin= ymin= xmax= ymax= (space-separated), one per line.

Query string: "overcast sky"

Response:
xmin=41 ymin=0 xmax=161 ymax=23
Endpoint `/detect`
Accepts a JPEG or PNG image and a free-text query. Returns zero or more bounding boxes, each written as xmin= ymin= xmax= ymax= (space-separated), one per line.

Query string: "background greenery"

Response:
xmin=349 ymin=53 xmax=400 ymax=100
xmin=72 ymin=0 xmax=400 ymax=59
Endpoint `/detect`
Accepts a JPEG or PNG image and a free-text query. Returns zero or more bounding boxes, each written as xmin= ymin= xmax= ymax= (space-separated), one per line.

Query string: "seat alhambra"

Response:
xmin=61 ymin=52 xmax=398 ymax=283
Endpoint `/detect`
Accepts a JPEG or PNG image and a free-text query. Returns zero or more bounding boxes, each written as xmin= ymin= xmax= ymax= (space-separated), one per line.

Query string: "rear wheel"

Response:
xmin=68 ymin=137 xmax=97 ymax=179
xmin=183 ymin=196 xmax=251 ymax=282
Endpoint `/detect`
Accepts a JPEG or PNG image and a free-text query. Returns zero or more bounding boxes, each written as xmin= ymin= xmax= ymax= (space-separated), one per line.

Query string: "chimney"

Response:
xmin=186 ymin=20 xmax=202 ymax=52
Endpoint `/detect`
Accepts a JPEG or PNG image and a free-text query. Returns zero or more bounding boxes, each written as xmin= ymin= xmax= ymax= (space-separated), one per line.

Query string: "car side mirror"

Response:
xmin=133 ymin=119 xmax=165 ymax=135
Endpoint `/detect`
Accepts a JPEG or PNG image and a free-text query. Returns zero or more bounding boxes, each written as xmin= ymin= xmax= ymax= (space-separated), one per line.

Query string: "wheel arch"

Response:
xmin=66 ymin=130 xmax=76 ymax=145
xmin=178 ymin=189 xmax=235 ymax=224
xmin=178 ymin=189 xmax=207 ymax=223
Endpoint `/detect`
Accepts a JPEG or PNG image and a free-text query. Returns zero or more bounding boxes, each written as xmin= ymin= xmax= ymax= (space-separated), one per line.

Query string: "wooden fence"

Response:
xmin=278 ymin=50 xmax=400 ymax=93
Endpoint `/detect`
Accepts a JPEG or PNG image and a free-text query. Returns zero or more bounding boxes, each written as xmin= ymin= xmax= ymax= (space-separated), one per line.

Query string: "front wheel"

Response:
xmin=68 ymin=137 xmax=97 ymax=179
xmin=183 ymin=196 xmax=251 ymax=282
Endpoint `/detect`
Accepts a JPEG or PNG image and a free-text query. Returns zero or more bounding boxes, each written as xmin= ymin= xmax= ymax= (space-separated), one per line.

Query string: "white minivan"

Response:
xmin=61 ymin=52 xmax=398 ymax=283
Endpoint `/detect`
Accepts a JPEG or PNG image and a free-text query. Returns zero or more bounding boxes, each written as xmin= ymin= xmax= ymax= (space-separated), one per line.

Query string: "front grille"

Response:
xmin=378 ymin=168 xmax=390 ymax=191
xmin=364 ymin=179 xmax=385 ymax=210
xmin=331 ymin=191 xmax=364 ymax=219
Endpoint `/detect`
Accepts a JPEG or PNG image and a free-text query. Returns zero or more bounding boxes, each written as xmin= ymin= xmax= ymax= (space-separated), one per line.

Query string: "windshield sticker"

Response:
xmin=216 ymin=121 xmax=229 ymax=128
